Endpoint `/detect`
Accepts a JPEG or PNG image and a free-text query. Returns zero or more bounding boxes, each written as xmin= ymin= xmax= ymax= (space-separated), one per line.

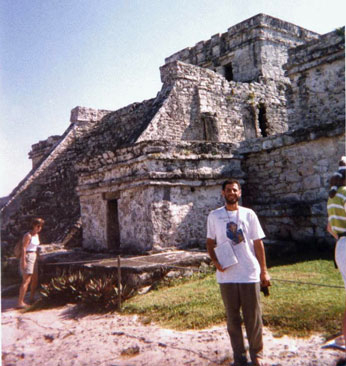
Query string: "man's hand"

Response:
xmin=214 ymin=261 xmax=225 ymax=272
xmin=254 ymin=239 xmax=271 ymax=288
xmin=206 ymin=238 xmax=225 ymax=272
xmin=260 ymin=269 xmax=271 ymax=287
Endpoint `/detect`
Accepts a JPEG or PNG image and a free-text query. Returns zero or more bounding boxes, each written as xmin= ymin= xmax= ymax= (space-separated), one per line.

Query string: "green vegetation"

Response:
xmin=248 ymin=91 xmax=256 ymax=102
xmin=123 ymin=258 xmax=345 ymax=338
xmin=124 ymin=272 xmax=225 ymax=330
xmin=36 ymin=271 xmax=135 ymax=312
xmin=30 ymin=256 xmax=345 ymax=338
xmin=262 ymin=258 xmax=344 ymax=337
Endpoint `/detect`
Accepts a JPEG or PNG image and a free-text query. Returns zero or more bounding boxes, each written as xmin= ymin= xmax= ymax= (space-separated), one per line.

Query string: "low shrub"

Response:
xmin=39 ymin=271 xmax=136 ymax=311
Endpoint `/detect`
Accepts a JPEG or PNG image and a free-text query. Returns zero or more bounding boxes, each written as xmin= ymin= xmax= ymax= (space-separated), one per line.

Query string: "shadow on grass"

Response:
xmin=266 ymin=246 xmax=335 ymax=269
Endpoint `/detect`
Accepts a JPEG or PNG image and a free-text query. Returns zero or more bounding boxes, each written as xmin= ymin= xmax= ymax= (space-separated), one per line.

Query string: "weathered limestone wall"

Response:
xmin=0 ymin=97 xmax=164 ymax=247
xmin=76 ymin=140 xmax=244 ymax=251
xmin=118 ymin=187 xmax=153 ymax=251
xmin=79 ymin=193 xmax=108 ymax=250
xmin=75 ymin=94 xmax=169 ymax=162
xmin=78 ymin=121 xmax=344 ymax=253
xmin=29 ymin=135 xmax=62 ymax=169
xmin=139 ymin=61 xmax=288 ymax=142
xmin=79 ymin=184 xmax=225 ymax=252
xmin=80 ymin=185 xmax=226 ymax=252
xmin=285 ymin=29 xmax=345 ymax=130
xmin=140 ymin=61 xmax=247 ymax=142
xmin=76 ymin=140 xmax=244 ymax=190
xmin=156 ymin=184 xmax=225 ymax=248
xmin=136 ymin=185 xmax=224 ymax=250
xmin=1 ymin=118 xmax=100 ymax=246
xmin=240 ymin=121 xmax=345 ymax=247
xmin=165 ymin=14 xmax=319 ymax=83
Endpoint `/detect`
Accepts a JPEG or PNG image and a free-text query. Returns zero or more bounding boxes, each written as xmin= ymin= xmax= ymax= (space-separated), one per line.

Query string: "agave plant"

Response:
xmin=81 ymin=276 xmax=137 ymax=311
xmin=40 ymin=271 xmax=86 ymax=305
xmin=81 ymin=277 xmax=118 ymax=310
xmin=39 ymin=271 xmax=137 ymax=311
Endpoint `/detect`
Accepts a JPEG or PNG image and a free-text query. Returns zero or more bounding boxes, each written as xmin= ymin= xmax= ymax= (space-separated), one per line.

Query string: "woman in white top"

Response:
xmin=17 ymin=218 xmax=45 ymax=308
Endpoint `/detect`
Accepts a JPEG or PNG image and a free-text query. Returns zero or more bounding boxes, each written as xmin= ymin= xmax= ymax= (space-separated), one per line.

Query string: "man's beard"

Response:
xmin=225 ymin=196 xmax=239 ymax=205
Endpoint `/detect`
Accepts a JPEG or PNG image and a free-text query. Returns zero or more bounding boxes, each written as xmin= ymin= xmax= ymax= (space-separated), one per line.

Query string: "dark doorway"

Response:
xmin=107 ymin=199 xmax=120 ymax=250
xmin=258 ymin=104 xmax=269 ymax=137
xmin=224 ymin=63 xmax=233 ymax=81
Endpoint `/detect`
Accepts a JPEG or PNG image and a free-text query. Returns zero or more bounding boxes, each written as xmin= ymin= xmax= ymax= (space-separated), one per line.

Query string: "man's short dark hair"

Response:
xmin=222 ymin=179 xmax=241 ymax=191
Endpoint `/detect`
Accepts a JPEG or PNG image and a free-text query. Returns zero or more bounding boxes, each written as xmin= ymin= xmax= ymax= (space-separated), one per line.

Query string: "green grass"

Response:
xmin=263 ymin=258 xmax=345 ymax=337
xmin=123 ymin=258 xmax=345 ymax=338
xmin=123 ymin=273 xmax=226 ymax=330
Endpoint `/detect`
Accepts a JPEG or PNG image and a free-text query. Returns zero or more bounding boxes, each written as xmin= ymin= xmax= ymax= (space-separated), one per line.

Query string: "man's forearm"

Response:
xmin=254 ymin=239 xmax=270 ymax=285
xmin=254 ymin=239 xmax=267 ymax=270
xmin=206 ymin=238 xmax=218 ymax=263
xmin=327 ymin=222 xmax=338 ymax=240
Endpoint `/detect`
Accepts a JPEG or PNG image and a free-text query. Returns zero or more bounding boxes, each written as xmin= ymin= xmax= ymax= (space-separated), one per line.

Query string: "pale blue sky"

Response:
xmin=0 ymin=0 xmax=345 ymax=197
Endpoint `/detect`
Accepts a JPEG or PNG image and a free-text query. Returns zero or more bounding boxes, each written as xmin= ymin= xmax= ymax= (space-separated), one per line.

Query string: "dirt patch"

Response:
xmin=1 ymin=297 xmax=344 ymax=366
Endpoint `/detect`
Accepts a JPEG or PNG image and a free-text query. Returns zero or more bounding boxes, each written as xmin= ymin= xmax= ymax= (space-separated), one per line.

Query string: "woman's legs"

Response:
xmin=29 ymin=266 xmax=38 ymax=302
xmin=18 ymin=273 xmax=32 ymax=307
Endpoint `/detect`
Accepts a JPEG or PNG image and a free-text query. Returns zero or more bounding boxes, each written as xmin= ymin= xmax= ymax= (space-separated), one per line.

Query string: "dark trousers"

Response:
xmin=219 ymin=282 xmax=263 ymax=364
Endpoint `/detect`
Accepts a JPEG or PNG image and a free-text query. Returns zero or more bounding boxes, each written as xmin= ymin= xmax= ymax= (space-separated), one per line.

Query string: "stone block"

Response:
xmin=197 ymin=52 xmax=205 ymax=63
xmin=285 ymin=172 xmax=301 ymax=183
xmin=298 ymin=164 xmax=315 ymax=176
xmin=303 ymin=175 xmax=321 ymax=190
xmin=280 ymin=193 xmax=301 ymax=202
xmin=311 ymin=203 xmax=327 ymax=215
xmin=212 ymin=45 xmax=220 ymax=57
xmin=70 ymin=106 xmax=111 ymax=123
xmin=291 ymin=227 xmax=314 ymax=241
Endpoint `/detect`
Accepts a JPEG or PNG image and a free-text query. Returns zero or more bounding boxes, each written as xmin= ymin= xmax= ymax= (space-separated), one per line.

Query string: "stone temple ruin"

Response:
xmin=1 ymin=14 xmax=345 ymax=255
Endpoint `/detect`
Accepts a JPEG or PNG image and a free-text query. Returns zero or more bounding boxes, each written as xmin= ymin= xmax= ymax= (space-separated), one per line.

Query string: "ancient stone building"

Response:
xmin=1 ymin=14 xmax=344 ymax=255
xmin=285 ymin=29 xmax=345 ymax=130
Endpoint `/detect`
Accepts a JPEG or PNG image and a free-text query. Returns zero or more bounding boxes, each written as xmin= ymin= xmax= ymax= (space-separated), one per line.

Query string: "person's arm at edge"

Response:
xmin=254 ymin=239 xmax=271 ymax=287
xmin=206 ymin=238 xmax=225 ymax=272
xmin=327 ymin=222 xmax=338 ymax=240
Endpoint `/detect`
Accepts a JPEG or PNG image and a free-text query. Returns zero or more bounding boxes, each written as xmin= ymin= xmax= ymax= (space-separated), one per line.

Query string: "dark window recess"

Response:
xmin=224 ymin=63 xmax=233 ymax=81
xmin=163 ymin=187 xmax=171 ymax=201
xmin=107 ymin=199 xmax=120 ymax=250
xmin=258 ymin=104 xmax=269 ymax=137
xmin=201 ymin=112 xmax=219 ymax=141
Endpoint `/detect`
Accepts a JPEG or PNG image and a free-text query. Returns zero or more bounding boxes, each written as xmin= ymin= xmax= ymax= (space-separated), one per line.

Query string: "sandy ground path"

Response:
xmin=1 ymin=296 xmax=345 ymax=366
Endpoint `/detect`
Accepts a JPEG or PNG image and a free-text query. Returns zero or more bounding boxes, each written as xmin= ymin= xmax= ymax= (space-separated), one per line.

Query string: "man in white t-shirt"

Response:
xmin=207 ymin=179 xmax=271 ymax=366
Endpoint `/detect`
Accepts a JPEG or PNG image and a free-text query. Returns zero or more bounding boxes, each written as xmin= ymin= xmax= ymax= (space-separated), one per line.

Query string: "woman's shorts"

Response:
xmin=335 ymin=237 xmax=346 ymax=290
xmin=19 ymin=252 xmax=38 ymax=276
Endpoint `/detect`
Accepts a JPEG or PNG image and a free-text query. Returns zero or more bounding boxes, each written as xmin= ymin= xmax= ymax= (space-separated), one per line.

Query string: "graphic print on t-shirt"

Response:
xmin=226 ymin=221 xmax=245 ymax=245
